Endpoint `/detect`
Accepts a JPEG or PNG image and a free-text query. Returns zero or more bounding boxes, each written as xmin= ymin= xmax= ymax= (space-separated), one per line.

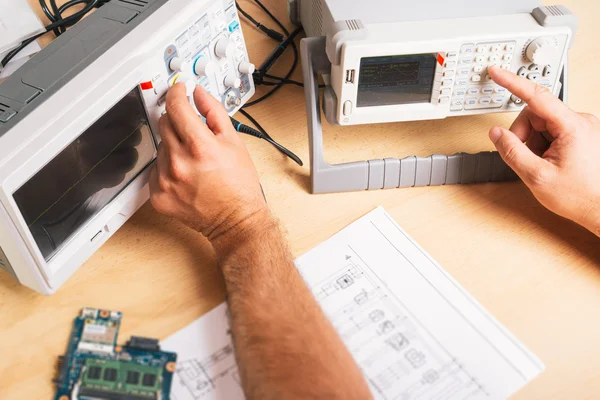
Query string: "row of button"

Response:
xmin=434 ymin=51 xmax=458 ymax=103
xmin=441 ymin=89 xmax=507 ymax=106
xmin=450 ymin=95 xmax=505 ymax=111
xmin=456 ymin=86 xmax=507 ymax=96
xmin=177 ymin=16 xmax=213 ymax=60
xmin=509 ymin=63 xmax=555 ymax=106
xmin=517 ymin=64 xmax=551 ymax=80
xmin=454 ymin=41 xmax=516 ymax=111
xmin=461 ymin=43 xmax=515 ymax=55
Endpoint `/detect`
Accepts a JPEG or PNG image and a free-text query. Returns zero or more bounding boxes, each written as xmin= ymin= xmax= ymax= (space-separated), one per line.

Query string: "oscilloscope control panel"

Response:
xmin=139 ymin=0 xmax=255 ymax=127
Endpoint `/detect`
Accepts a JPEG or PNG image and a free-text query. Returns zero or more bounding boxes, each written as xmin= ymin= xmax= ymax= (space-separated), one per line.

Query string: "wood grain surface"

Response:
xmin=2 ymin=0 xmax=599 ymax=398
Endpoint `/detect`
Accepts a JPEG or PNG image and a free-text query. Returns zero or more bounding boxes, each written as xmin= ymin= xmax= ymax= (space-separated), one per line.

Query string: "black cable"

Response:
xmin=243 ymin=26 xmax=301 ymax=108
xmin=256 ymin=26 xmax=302 ymax=76
xmin=236 ymin=2 xmax=283 ymax=41
xmin=232 ymin=0 xmax=307 ymax=165
xmin=50 ymin=0 xmax=63 ymax=35
xmin=253 ymin=0 xmax=289 ymax=35
xmin=1 ymin=0 xmax=107 ymax=67
xmin=233 ymin=109 xmax=303 ymax=166
xmin=261 ymin=73 xmax=326 ymax=88
xmin=263 ymin=74 xmax=303 ymax=86
xmin=237 ymin=0 xmax=303 ymax=108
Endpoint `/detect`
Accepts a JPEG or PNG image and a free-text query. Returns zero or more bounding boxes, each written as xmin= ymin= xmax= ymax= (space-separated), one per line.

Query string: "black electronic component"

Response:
xmin=88 ymin=366 xmax=102 ymax=380
xmin=103 ymin=367 xmax=118 ymax=382
xmin=125 ymin=336 xmax=161 ymax=352
xmin=126 ymin=371 xmax=140 ymax=385
xmin=142 ymin=373 xmax=157 ymax=387
xmin=78 ymin=387 xmax=152 ymax=400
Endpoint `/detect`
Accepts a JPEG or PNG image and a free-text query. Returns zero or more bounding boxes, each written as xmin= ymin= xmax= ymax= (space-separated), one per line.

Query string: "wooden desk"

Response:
xmin=2 ymin=0 xmax=599 ymax=398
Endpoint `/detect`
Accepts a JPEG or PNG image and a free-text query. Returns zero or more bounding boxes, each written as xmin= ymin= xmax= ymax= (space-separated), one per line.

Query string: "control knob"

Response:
xmin=525 ymin=37 xmax=558 ymax=65
xmin=214 ymin=37 xmax=235 ymax=59
xmin=169 ymin=73 xmax=196 ymax=96
xmin=223 ymin=74 xmax=241 ymax=88
xmin=193 ymin=57 xmax=216 ymax=77
xmin=238 ymin=61 xmax=255 ymax=75
xmin=169 ymin=57 xmax=187 ymax=72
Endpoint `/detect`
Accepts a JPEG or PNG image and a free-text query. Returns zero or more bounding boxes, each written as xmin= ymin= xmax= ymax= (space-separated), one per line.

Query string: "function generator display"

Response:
xmin=357 ymin=54 xmax=437 ymax=107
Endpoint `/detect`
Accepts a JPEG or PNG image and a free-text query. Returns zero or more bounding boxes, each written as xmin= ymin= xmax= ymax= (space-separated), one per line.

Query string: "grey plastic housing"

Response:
xmin=0 ymin=0 xmax=164 ymax=135
xmin=291 ymin=0 xmax=581 ymax=70
xmin=300 ymin=36 xmax=575 ymax=194
xmin=532 ymin=5 xmax=579 ymax=47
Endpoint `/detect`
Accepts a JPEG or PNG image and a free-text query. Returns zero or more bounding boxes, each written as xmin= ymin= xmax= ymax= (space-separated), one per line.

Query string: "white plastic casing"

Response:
xmin=0 ymin=0 xmax=255 ymax=294
xmin=329 ymin=15 xmax=572 ymax=125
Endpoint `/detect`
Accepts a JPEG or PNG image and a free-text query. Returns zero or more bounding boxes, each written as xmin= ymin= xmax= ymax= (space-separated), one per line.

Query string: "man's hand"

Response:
xmin=150 ymin=83 xmax=373 ymax=399
xmin=149 ymin=83 xmax=268 ymax=243
xmin=488 ymin=65 xmax=600 ymax=237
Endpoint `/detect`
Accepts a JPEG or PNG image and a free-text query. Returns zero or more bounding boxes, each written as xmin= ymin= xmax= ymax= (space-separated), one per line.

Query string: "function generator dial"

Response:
xmin=525 ymin=37 xmax=558 ymax=66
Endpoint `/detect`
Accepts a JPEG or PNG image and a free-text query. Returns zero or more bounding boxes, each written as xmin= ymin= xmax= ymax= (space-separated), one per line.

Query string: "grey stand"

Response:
xmin=300 ymin=37 xmax=521 ymax=194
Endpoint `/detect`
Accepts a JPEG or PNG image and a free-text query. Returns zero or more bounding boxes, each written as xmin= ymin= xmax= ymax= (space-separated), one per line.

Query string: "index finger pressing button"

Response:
xmin=488 ymin=65 xmax=572 ymax=129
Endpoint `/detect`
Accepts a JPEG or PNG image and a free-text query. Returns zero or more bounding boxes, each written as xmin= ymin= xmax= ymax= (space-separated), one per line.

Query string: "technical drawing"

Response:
xmin=165 ymin=208 xmax=543 ymax=400
xmin=304 ymin=253 xmax=489 ymax=400
xmin=404 ymin=349 xmax=426 ymax=369
xmin=173 ymin=343 xmax=241 ymax=400
xmin=385 ymin=333 xmax=410 ymax=352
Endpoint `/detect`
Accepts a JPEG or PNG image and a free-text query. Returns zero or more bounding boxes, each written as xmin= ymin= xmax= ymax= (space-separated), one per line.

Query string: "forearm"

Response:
xmin=211 ymin=211 xmax=372 ymax=400
xmin=583 ymin=204 xmax=600 ymax=237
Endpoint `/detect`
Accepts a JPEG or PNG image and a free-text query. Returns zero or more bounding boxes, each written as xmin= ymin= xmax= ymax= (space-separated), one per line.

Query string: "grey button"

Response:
xmin=343 ymin=100 xmax=353 ymax=116
xmin=510 ymin=94 xmax=523 ymax=105
xmin=543 ymin=65 xmax=552 ymax=77
xmin=0 ymin=109 xmax=17 ymax=123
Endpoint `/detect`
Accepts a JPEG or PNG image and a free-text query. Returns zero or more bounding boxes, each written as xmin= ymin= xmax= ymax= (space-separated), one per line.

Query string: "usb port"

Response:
xmin=345 ymin=69 xmax=355 ymax=83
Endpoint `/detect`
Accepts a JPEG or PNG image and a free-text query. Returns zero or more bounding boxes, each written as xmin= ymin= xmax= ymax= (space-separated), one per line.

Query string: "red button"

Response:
xmin=140 ymin=81 xmax=153 ymax=90
xmin=437 ymin=53 xmax=445 ymax=66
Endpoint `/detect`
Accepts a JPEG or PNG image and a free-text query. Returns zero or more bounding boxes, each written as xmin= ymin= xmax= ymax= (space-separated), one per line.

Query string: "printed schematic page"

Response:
xmin=162 ymin=207 xmax=544 ymax=400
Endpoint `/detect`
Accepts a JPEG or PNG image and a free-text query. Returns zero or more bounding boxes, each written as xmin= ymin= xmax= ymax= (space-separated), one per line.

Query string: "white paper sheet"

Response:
xmin=0 ymin=41 xmax=41 ymax=81
xmin=162 ymin=207 xmax=544 ymax=400
xmin=0 ymin=0 xmax=44 ymax=54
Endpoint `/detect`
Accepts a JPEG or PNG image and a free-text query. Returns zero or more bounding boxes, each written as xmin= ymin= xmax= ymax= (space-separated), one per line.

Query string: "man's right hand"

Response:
xmin=149 ymin=83 xmax=269 ymax=246
xmin=488 ymin=65 xmax=600 ymax=237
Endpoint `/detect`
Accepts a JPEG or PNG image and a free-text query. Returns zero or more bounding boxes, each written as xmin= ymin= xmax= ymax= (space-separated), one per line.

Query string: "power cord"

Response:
xmin=1 ymin=0 xmax=111 ymax=68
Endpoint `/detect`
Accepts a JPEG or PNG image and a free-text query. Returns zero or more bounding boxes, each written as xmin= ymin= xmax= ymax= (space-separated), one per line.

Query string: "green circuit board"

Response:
xmin=54 ymin=307 xmax=177 ymax=400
